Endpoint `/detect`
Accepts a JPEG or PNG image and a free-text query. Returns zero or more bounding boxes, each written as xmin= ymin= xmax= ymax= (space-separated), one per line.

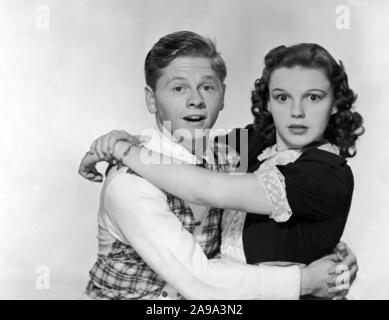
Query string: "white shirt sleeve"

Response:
xmin=104 ymin=172 xmax=301 ymax=300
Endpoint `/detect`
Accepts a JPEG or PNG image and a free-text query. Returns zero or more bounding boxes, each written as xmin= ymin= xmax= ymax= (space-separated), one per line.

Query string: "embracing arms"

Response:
xmin=101 ymin=168 xmax=352 ymax=299
xmin=80 ymin=132 xmax=273 ymax=216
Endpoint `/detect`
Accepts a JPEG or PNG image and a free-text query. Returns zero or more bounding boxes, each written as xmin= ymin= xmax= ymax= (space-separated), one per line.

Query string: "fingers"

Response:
xmin=329 ymin=255 xmax=357 ymax=275
xmin=101 ymin=134 xmax=111 ymax=160
xmin=82 ymin=129 xmax=135 ymax=182
xmin=341 ymin=250 xmax=357 ymax=269
xmin=108 ymin=130 xmax=128 ymax=155
xmin=327 ymin=265 xmax=351 ymax=297
xmin=335 ymin=241 xmax=346 ymax=251
xmin=78 ymin=160 xmax=90 ymax=180
xmin=328 ymin=262 xmax=358 ymax=291
xmin=84 ymin=168 xmax=104 ymax=183
xmin=320 ymin=253 xmax=339 ymax=263
xmin=107 ymin=133 xmax=118 ymax=155
xmin=332 ymin=289 xmax=349 ymax=300
xmin=327 ymin=272 xmax=350 ymax=289
xmin=91 ymin=130 xmax=133 ymax=161
xmin=349 ymin=264 xmax=358 ymax=284
xmin=329 ymin=265 xmax=342 ymax=275
xmin=335 ymin=241 xmax=349 ymax=260
xmin=90 ymin=140 xmax=97 ymax=153
xmin=95 ymin=137 xmax=104 ymax=160
xmin=78 ymin=151 xmax=103 ymax=182
xmin=89 ymin=172 xmax=104 ymax=182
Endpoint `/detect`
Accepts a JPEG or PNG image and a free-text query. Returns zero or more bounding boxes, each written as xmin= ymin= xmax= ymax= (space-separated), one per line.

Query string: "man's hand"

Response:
xmin=326 ymin=241 xmax=358 ymax=299
xmin=78 ymin=130 xmax=142 ymax=182
xmin=301 ymin=254 xmax=338 ymax=299
xmin=301 ymin=241 xmax=359 ymax=300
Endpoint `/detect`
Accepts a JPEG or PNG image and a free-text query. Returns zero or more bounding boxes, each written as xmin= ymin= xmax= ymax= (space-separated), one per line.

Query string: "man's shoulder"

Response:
xmin=104 ymin=166 xmax=167 ymax=201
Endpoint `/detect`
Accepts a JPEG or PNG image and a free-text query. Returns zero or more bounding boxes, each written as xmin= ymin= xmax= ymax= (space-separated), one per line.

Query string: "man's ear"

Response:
xmin=219 ymin=83 xmax=226 ymax=111
xmin=145 ymin=85 xmax=157 ymax=114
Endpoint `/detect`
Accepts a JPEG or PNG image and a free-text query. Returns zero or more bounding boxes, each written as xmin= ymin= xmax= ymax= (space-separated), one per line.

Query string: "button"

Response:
xmin=161 ymin=291 xmax=168 ymax=298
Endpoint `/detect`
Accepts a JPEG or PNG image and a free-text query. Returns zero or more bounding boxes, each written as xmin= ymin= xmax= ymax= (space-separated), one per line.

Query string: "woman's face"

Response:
xmin=268 ymin=66 xmax=335 ymax=151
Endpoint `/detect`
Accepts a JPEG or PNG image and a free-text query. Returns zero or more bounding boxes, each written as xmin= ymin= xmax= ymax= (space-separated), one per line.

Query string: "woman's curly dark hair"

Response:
xmin=251 ymin=43 xmax=364 ymax=158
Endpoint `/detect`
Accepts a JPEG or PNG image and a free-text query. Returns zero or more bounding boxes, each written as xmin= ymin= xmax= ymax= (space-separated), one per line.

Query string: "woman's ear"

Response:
xmin=331 ymin=105 xmax=338 ymax=115
xmin=145 ymin=85 xmax=157 ymax=114
xmin=266 ymin=101 xmax=271 ymax=113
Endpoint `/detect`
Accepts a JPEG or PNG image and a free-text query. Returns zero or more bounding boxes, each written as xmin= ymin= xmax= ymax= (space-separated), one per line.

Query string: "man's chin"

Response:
xmin=174 ymin=125 xmax=210 ymax=141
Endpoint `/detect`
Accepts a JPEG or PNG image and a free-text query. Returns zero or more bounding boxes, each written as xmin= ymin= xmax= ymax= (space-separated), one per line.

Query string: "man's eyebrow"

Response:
xmin=166 ymin=76 xmax=188 ymax=83
xmin=200 ymin=75 xmax=218 ymax=81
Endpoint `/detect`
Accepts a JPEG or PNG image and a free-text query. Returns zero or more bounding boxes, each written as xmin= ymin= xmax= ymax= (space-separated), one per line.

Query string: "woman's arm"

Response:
xmin=113 ymin=141 xmax=272 ymax=215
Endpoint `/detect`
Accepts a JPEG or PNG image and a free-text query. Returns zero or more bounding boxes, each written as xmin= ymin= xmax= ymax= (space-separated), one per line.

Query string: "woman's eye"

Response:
xmin=276 ymin=94 xmax=288 ymax=102
xmin=309 ymin=94 xmax=321 ymax=101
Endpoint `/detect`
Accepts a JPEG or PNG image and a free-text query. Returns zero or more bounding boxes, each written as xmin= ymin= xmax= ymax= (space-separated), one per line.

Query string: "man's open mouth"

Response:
xmin=183 ymin=115 xmax=206 ymax=122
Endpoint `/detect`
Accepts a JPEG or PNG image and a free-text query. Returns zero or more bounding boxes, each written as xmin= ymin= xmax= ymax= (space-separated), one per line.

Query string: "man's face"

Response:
xmin=146 ymin=56 xmax=225 ymax=141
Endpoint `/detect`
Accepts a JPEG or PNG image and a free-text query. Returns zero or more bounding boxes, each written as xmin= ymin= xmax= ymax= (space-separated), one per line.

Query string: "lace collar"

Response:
xmin=257 ymin=142 xmax=339 ymax=167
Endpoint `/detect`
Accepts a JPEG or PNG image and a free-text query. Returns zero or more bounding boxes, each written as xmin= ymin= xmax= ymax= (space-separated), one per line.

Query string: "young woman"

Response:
xmin=81 ymin=43 xmax=363 ymax=296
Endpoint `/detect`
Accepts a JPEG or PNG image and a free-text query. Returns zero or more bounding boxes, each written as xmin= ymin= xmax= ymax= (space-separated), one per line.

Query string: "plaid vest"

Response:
xmin=86 ymin=142 xmax=239 ymax=300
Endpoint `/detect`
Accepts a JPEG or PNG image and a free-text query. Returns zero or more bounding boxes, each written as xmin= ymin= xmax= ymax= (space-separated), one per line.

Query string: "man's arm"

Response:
xmin=80 ymin=132 xmax=354 ymax=299
xmin=104 ymin=171 xmax=303 ymax=299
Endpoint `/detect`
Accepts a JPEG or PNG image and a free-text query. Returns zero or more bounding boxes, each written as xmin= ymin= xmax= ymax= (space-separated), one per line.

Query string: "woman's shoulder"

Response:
xmin=282 ymin=145 xmax=354 ymax=191
xmin=297 ymin=144 xmax=349 ymax=169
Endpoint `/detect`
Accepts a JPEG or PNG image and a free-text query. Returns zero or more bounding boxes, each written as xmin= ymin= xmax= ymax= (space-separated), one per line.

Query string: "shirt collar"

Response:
xmin=140 ymin=124 xmax=202 ymax=164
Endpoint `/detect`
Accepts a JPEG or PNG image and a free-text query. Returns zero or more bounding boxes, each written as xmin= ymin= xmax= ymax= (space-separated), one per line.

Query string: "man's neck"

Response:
xmin=156 ymin=122 xmax=209 ymax=160
xmin=180 ymin=136 xmax=208 ymax=159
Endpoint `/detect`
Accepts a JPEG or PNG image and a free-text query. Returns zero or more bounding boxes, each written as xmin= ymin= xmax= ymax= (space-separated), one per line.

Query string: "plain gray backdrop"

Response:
xmin=1 ymin=0 xmax=388 ymax=299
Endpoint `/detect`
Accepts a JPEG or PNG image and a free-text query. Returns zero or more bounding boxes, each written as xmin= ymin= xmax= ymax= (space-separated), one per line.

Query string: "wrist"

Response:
xmin=300 ymin=267 xmax=313 ymax=296
xmin=113 ymin=141 xmax=131 ymax=160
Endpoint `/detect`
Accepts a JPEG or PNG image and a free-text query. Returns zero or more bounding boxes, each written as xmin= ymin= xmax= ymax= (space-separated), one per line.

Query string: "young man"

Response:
xmin=80 ymin=31 xmax=356 ymax=299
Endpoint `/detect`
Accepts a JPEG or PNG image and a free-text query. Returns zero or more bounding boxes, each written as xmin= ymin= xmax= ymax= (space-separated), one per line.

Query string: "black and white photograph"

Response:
xmin=1 ymin=0 xmax=388 ymax=301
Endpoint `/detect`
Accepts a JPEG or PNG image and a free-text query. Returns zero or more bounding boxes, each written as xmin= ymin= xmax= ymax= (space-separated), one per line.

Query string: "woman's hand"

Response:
xmin=90 ymin=130 xmax=141 ymax=161
xmin=78 ymin=130 xmax=143 ymax=182
xmin=78 ymin=150 xmax=104 ymax=182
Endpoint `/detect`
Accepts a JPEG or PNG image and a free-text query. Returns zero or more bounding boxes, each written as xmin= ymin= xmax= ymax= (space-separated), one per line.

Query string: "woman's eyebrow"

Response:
xmin=305 ymin=89 xmax=327 ymax=94
xmin=271 ymin=88 xmax=287 ymax=93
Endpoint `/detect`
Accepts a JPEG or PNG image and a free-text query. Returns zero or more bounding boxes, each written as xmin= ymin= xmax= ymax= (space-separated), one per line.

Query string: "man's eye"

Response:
xmin=173 ymin=86 xmax=184 ymax=92
xmin=203 ymin=85 xmax=214 ymax=91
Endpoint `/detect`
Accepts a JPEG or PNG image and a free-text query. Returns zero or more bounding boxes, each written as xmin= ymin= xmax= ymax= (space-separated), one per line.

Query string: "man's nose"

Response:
xmin=291 ymin=100 xmax=305 ymax=118
xmin=187 ymin=89 xmax=205 ymax=109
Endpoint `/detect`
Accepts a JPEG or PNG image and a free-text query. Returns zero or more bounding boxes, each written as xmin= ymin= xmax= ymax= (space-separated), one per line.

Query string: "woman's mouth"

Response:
xmin=288 ymin=124 xmax=308 ymax=134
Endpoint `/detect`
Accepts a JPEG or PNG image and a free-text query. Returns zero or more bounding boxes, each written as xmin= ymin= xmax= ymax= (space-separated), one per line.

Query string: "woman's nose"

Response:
xmin=291 ymin=101 xmax=305 ymax=118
